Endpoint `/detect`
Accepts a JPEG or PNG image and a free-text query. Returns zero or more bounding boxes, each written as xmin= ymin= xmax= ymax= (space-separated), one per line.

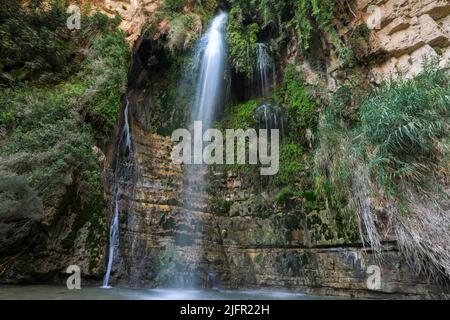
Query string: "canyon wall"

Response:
xmin=82 ymin=0 xmax=450 ymax=298
xmin=1 ymin=0 xmax=448 ymax=299
xmin=355 ymin=0 xmax=450 ymax=82
xmin=106 ymin=93 xmax=444 ymax=298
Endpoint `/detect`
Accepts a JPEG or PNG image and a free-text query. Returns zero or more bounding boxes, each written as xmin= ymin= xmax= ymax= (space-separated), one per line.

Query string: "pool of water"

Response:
xmin=0 ymin=285 xmax=335 ymax=300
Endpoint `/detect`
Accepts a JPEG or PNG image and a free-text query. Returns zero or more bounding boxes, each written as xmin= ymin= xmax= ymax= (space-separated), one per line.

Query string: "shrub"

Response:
xmin=0 ymin=0 xmax=76 ymax=85
xmin=226 ymin=7 xmax=259 ymax=76
xmin=282 ymin=65 xmax=317 ymax=139
xmin=0 ymin=3 xmax=129 ymax=217
xmin=164 ymin=0 xmax=185 ymax=14
xmin=360 ymin=66 xmax=449 ymax=188
xmin=273 ymin=142 xmax=304 ymax=186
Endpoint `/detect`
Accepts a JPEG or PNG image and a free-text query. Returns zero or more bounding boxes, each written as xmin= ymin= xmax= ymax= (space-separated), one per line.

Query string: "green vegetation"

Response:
xmin=225 ymin=0 xmax=355 ymax=75
xmin=164 ymin=0 xmax=185 ymax=13
xmin=210 ymin=198 xmax=231 ymax=216
xmin=292 ymin=0 xmax=334 ymax=51
xmin=270 ymin=65 xmax=320 ymax=213
xmin=314 ymin=66 xmax=449 ymax=252
xmin=360 ymin=67 xmax=449 ymax=190
xmin=347 ymin=24 xmax=371 ymax=66
xmin=279 ymin=65 xmax=318 ymax=140
xmin=1 ymin=0 xmax=76 ymax=85
xmin=0 ymin=1 xmax=128 ymax=254
xmin=225 ymin=1 xmax=281 ymax=76
xmin=273 ymin=143 xmax=304 ymax=187
xmin=221 ymin=100 xmax=258 ymax=129
xmin=316 ymin=66 xmax=450 ymax=207
xmin=226 ymin=7 xmax=260 ymax=76
xmin=293 ymin=0 xmax=353 ymax=67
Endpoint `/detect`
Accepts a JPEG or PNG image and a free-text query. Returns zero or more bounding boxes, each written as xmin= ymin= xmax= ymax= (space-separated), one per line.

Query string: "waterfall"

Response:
xmin=192 ymin=11 xmax=228 ymax=129
xmin=102 ymin=96 xmax=133 ymax=288
xmin=255 ymin=103 xmax=285 ymax=136
xmin=172 ymin=11 xmax=227 ymax=288
xmin=255 ymin=43 xmax=275 ymax=98
xmin=102 ymin=186 xmax=119 ymax=288
xmin=254 ymin=44 xmax=283 ymax=135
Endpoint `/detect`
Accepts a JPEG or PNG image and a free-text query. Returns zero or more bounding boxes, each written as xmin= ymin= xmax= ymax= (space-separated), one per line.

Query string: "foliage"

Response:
xmin=272 ymin=142 xmax=304 ymax=187
xmin=221 ymin=100 xmax=258 ymax=129
xmin=292 ymin=0 xmax=352 ymax=67
xmin=216 ymin=100 xmax=259 ymax=176
xmin=274 ymin=186 xmax=294 ymax=206
xmin=313 ymin=109 xmax=358 ymax=223
xmin=280 ymin=65 xmax=318 ymax=141
xmin=167 ymin=13 xmax=201 ymax=51
xmin=293 ymin=0 xmax=333 ymax=50
xmin=0 ymin=0 xmax=73 ymax=85
xmin=314 ymin=66 xmax=450 ymax=250
xmin=210 ymin=198 xmax=231 ymax=216
xmin=360 ymin=66 xmax=449 ymax=189
xmin=347 ymin=24 xmax=371 ymax=65
xmin=226 ymin=7 xmax=259 ymax=76
xmin=224 ymin=0 xmax=287 ymax=76
xmin=164 ymin=0 xmax=185 ymax=14
xmin=0 ymin=0 xmax=129 ymax=246
xmin=84 ymin=28 xmax=129 ymax=138
xmin=163 ymin=0 xmax=218 ymax=51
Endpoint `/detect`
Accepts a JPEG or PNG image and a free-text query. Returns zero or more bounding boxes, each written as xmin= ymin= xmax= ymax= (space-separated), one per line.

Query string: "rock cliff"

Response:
xmin=100 ymin=0 xmax=450 ymax=297
xmin=1 ymin=0 xmax=448 ymax=299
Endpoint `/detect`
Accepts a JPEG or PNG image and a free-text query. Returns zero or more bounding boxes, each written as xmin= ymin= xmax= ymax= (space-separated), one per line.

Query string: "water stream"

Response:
xmin=254 ymin=43 xmax=284 ymax=134
xmin=255 ymin=43 xmax=275 ymax=98
xmin=103 ymin=96 xmax=133 ymax=288
xmin=174 ymin=11 xmax=228 ymax=288
xmin=191 ymin=12 xmax=228 ymax=129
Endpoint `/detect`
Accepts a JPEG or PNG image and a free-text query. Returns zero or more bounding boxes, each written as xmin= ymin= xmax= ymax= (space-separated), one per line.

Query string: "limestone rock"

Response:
xmin=354 ymin=0 xmax=450 ymax=81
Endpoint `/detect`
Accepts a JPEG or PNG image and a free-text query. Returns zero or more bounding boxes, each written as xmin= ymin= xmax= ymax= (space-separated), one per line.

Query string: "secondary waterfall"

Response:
xmin=255 ymin=43 xmax=275 ymax=98
xmin=103 ymin=97 xmax=133 ymax=288
xmin=254 ymin=44 xmax=283 ymax=135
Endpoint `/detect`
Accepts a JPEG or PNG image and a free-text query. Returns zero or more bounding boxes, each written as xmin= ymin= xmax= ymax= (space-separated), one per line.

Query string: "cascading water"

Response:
xmin=255 ymin=43 xmax=275 ymax=98
xmin=173 ymin=11 xmax=228 ymax=288
xmin=192 ymin=12 xmax=228 ymax=129
xmin=255 ymin=103 xmax=285 ymax=136
xmin=254 ymin=43 xmax=283 ymax=134
xmin=103 ymin=96 xmax=133 ymax=288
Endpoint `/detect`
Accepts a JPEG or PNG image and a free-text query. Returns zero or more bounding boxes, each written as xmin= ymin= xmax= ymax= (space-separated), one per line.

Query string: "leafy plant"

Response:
xmin=226 ymin=7 xmax=259 ymax=76
xmin=164 ymin=0 xmax=185 ymax=14
xmin=0 ymin=1 xmax=129 ymax=252
xmin=360 ymin=66 xmax=449 ymax=188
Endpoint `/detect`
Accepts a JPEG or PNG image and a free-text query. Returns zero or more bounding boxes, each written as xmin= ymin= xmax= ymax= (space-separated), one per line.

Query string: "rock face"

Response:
xmin=353 ymin=0 xmax=450 ymax=82
xmin=99 ymin=0 xmax=450 ymax=299
xmin=1 ymin=1 xmax=447 ymax=299
xmin=99 ymin=38 xmax=443 ymax=297
xmin=106 ymin=104 xmax=444 ymax=298
xmin=110 ymin=0 xmax=163 ymax=43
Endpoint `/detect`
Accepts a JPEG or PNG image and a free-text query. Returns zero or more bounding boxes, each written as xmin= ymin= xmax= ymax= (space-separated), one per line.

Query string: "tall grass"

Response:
xmin=361 ymin=67 xmax=449 ymax=189
xmin=315 ymin=66 xmax=450 ymax=281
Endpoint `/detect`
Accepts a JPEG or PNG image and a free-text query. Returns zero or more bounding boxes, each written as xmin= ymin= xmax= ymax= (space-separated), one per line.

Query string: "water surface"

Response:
xmin=0 ymin=285 xmax=335 ymax=300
